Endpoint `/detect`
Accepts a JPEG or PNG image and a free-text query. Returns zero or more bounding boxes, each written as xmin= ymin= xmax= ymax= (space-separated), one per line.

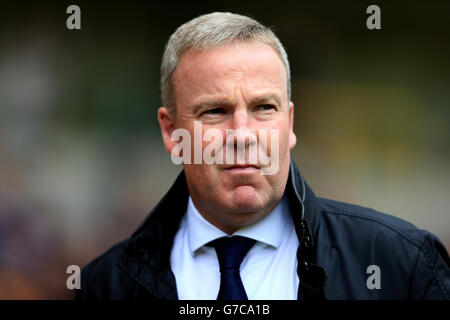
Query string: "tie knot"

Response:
xmin=207 ymin=236 xmax=256 ymax=271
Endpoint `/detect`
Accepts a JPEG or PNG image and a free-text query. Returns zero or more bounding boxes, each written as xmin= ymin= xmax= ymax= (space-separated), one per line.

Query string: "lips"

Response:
xmin=223 ymin=164 xmax=260 ymax=170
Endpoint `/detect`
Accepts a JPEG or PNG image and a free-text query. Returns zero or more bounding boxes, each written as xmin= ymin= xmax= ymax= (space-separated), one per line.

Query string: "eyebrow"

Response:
xmin=191 ymin=93 xmax=282 ymax=114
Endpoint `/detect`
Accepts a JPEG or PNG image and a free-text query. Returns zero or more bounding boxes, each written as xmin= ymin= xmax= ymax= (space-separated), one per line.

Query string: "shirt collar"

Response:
xmin=186 ymin=195 xmax=293 ymax=255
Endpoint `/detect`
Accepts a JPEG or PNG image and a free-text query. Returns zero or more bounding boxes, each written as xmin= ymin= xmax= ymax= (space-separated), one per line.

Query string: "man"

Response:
xmin=78 ymin=12 xmax=450 ymax=300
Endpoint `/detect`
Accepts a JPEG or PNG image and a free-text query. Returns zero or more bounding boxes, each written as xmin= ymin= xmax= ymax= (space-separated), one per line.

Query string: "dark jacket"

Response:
xmin=77 ymin=161 xmax=450 ymax=300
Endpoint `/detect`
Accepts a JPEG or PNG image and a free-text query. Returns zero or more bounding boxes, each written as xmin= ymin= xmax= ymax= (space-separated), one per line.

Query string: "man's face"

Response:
xmin=158 ymin=42 xmax=296 ymax=234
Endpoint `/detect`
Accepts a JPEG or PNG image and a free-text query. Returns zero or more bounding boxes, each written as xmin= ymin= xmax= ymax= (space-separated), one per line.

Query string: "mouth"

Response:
xmin=223 ymin=164 xmax=260 ymax=172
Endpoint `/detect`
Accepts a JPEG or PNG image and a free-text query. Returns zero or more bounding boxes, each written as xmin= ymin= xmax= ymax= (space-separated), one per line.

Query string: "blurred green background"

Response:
xmin=0 ymin=0 xmax=449 ymax=298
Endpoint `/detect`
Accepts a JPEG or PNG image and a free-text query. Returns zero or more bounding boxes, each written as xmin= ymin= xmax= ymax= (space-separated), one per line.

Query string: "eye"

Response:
xmin=256 ymin=104 xmax=276 ymax=111
xmin=201 ymin=108 xmax=225 ymax=115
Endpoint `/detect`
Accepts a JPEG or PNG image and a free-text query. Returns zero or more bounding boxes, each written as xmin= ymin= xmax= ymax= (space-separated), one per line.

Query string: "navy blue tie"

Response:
xmin=208 ymin=236 xmax=256 ymax=300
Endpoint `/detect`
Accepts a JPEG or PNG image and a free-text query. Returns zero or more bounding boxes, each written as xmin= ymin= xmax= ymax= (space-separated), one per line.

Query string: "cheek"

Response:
xmin=267 ymin=119 xmax=291 ymax=154
xmin=185 ymin=163 xmax=216 ymax=178
xmin=186 ymin=163 xmax=225 ymax=194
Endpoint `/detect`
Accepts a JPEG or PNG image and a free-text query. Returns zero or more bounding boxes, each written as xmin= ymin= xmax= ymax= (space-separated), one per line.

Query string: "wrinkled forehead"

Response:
xmin=171 ymin=42 xmax=288 ymax=105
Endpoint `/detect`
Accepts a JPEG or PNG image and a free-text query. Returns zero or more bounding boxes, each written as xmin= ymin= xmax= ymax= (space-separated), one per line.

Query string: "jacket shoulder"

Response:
xmin=77 ymin=238 xmax=130 ymax=300
xmin=318 ymin=198 xmax=423 ymax=247
xmin=316 ymin=198 xmax=450 ymax=299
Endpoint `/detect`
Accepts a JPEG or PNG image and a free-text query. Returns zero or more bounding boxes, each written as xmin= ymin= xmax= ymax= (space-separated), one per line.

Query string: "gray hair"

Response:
xmin=160 ymin=12 xmax=291 ymax=116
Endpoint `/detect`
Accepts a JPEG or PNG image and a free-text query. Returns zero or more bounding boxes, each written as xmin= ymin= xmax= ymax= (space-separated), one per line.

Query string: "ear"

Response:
xmin=158 ymin=107 xmax=177 ymax=155
xmin=288 ymin=101 xmax=297 ymax=150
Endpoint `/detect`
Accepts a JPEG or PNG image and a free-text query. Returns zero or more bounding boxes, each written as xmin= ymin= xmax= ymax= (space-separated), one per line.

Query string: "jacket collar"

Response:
xmin=117 ymin=159 xmax=327 ymax=300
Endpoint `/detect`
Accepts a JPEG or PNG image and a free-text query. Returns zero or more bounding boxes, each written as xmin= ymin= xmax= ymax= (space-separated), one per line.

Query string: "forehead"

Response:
xmin=172 ymin=42 xmax=287 ymax=104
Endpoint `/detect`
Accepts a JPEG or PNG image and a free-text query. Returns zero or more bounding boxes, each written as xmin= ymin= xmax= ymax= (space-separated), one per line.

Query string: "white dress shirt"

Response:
xmin=170 ymin=195 xmax=300 ymax=300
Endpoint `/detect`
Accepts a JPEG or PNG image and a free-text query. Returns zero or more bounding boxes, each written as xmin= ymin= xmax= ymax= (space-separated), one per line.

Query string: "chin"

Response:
xmin=229 ymin=185 xmax=265 ymax=212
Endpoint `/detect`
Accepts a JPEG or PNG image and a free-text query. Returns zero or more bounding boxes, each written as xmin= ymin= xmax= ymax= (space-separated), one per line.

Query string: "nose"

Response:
xmin=231 ymin=106 xmax=249 ymax=130
xmin=227 ymin=106 xmax=257 ymax=153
